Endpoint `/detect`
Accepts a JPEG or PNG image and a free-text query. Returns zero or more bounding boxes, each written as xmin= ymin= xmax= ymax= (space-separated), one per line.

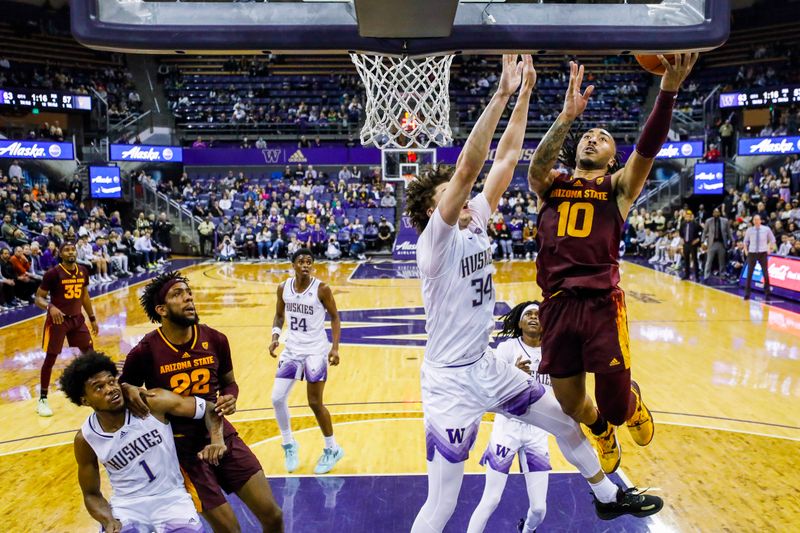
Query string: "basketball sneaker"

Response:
xmin=37 ymin=398 xmax=53 ymax=417
xmin=626 ymin=380 xmax=655 ymax=446
xmin=313 ymin=446 xmax=344 ymax=474
xmin=282 ymin=442 xmax=300 ymax=473
xmin=592 ymin=424 xmax=621 ymax=474
xmin=593 ymin=486 xmax=663 ymax=520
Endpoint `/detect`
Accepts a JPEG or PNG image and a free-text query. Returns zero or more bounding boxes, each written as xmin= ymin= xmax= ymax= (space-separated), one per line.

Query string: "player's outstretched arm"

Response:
xmin=144 ymin=388 xmax=227 ymax=465
xmin=74 ymin=431 xmax=121 ymax=533
xmin=484 ymin=55 xmax=536 ymax=212
xmin=81 ymin=284 xmax=99 ymax=336
xmin=319 ymin=283 xmax=340 ymax=366
xmin=441 ymin=55 xmax=520 ymax=226
xmin=528 ymin=61 xmax=594 ymax=197
xmin=269 ymin=281 xmax=286 ymax=358
xmin=613 ymin=52 xmax=698 ymax=217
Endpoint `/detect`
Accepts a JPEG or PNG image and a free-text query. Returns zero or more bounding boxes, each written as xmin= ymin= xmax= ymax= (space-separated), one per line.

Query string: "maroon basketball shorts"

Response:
xmin=539 ymin=287 xmax=631 ymax=378
xmin=178 ymin=433 xmax=264 ymax=512
xmin=42 ymin=314 xmax=93 ymax=354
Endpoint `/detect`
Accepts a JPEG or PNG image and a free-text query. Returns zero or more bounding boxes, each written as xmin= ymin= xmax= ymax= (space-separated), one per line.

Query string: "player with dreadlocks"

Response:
xmin=467 ymin=301 xmax=551 ymax=533
xmin=528 ymin=55 xmax=697 ymax=476
xmin=119 ymin=271 xmax=283 ymax=532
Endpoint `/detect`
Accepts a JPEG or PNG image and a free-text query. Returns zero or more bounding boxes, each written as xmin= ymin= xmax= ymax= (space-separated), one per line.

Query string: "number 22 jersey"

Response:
xmin=121 ymin=324 xmax=237 ymax=453
xmin=535 ymin=172 xmax=623 ymax=297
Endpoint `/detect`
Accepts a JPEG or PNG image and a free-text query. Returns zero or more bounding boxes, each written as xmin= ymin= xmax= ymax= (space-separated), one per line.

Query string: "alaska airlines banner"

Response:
xmin=0 ymin=140 xmax=74 ymax=160
xmin=693 ymin=162 xmax=724 ymax=195
xmin=109 ymin=144 xmax=183 ymax=163
xmin=737 ymin=136 xmax=800 ymax=156
xmin=392 ymin=215 xmax=418 ymax=260
xmin=183 ymin=141 xmax=703 ymax=167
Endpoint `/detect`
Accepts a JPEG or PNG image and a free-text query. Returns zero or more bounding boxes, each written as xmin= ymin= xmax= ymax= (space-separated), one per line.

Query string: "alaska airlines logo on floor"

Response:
xmin=337 ymin=302 xmax=511 ymax=347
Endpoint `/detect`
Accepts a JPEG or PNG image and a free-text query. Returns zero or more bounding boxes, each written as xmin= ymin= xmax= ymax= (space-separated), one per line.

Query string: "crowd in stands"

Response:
xmin=148 ymin=164 xmax=397 ymax=262
xmin=164 ymin=58 xmax=365 ymax=132
xmin=0 ymin=169 xmax=172 ymax=312
xmin=626 ymin=156 xmax=800 ymax=282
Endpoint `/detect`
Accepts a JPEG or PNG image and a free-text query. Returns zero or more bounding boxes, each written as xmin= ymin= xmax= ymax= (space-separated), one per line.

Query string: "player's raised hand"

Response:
xmin=659 ymin=52 xmax=699 ymax=92
xmin=497 ymin=54 xmax=524 ymax=97
xmin=121 ymin=383 xmax=154 ymax=418
xmin=215 ymin=394 xmax=237 ymax=416
xmin=48 ymin=304 xmax=64 ymax=325
xmin=198 ymin=442 xmax=227 ymax=466
xmin=269 ymin=339 xmax=280 ymax=358
xmin=519 ymin=54 xmax=537 ymax=95
xmin=515 ymin=356 xmax=531 ymax=374
xmin=328 ymin=348 xmax=340 ymax=366
xmin=561 ymin=61 xmax=594 ymax=121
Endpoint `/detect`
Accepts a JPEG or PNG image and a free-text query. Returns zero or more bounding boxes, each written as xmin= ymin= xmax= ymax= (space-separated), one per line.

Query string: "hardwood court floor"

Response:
xmin=1 ymin=259 xmax=798 ymax=531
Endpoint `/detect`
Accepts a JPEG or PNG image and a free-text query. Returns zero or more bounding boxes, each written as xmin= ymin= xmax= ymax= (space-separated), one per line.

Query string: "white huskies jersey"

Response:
xmin=283 ymin=277 xmax=329 ymax=355
xmin=494 ymin=338 xmax=551 ymax=388
xmin=81 ymin=411 xmax=185 ymax=503
xmin=417 ymin=193 xmax=495 ymax=367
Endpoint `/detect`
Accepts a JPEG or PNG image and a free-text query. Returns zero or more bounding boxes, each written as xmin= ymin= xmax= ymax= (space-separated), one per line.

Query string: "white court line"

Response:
xmin=4 ymin=410 xmax=799 ymax=458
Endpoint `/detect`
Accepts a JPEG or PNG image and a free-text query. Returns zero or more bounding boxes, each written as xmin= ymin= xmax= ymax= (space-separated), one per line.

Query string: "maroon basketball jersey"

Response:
xmin=535 ymin=172 xmax=623 ymax=297
xmin=40 ymin=263 xmax=90 ymax=316
xmin=121 ymin=324 xmax=237 ymax=449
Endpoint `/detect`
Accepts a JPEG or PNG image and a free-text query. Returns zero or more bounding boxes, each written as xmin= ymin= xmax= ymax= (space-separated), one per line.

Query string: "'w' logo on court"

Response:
xmin=446 ymin=428 xmax=466 ymax=444
xmin=495 ymin=445 xmax=510 ymax=458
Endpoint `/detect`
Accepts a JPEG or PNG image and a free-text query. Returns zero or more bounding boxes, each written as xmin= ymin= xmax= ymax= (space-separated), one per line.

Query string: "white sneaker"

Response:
xmin=37 ymin=398 xmax=53 ymax=417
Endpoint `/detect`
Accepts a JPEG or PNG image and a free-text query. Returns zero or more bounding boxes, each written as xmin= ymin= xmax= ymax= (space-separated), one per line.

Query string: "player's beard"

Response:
xmin=167 ymin=308 xmax=199 ymax=328
xmin=577 ymin=156 xmax=608 ymax=171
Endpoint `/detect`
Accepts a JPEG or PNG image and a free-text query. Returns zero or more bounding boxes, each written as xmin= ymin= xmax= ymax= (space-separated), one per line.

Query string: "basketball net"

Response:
xmin=350 ymin=53 xmax=454 ymax=150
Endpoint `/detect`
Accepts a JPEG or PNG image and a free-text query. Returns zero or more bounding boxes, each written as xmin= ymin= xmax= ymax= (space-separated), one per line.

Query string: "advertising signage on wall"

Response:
xmin=109 ymin=144 xmax=183 ymax=163
xmin=89 ymin=166 xmax=122 ymax=199
xmin=183 ymin=140 xmax=703 ymax=167
xmin=737 ymin=136 xmax=800 ymax=156
xmin=693 ymin=162 xmax=724 ymax=195
xmin=739 ymin=255 xmax=800 ymax=303
xmin=0 ymin=140 xmax=75 ymax=160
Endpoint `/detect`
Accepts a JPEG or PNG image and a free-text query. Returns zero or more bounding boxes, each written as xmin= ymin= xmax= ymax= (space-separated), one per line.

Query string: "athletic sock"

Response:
xmin=40 ymin=390 xmax=48 ymax=399
xmin=587 ymin=411 xmax=609 ymax=436
xmin=281 ymin=431 xmax=294 ymax=446
xmin=324 ymin=435 xmax=338 ymax=450
xmin=589 ymin=477 xmax=618 ymax=504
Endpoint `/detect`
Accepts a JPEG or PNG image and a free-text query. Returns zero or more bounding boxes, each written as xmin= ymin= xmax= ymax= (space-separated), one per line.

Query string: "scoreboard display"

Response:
xmin=0 ymin=88 xmax=92 ymax=111
xmin=719 ymin=85 xmax=800 ymax=109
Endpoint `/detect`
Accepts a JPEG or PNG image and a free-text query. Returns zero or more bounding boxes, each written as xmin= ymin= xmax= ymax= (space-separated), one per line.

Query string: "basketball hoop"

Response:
xmin=350 ymin=53 xmax=454 ymax=149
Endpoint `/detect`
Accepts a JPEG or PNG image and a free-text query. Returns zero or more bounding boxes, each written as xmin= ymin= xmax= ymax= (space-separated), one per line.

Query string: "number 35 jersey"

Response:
xmin=535 ymin=172 xmax=623 ymax=297
xmin=282 ymin=277 xmax=330 ymax=358
xmin=121 ymin=324 xmax=237 ymax=451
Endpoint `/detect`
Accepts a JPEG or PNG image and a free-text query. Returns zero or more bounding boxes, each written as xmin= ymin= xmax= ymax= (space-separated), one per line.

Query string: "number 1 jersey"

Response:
xmin=121 ymin=324 xmax=237 ymax=452
xmin=535 ymin=172 xmax=623 ymax=297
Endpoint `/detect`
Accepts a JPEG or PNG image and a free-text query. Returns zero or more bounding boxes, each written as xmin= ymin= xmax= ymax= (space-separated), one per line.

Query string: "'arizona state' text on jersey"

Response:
xmin=535 ymin=172 xmax=623 ymax=297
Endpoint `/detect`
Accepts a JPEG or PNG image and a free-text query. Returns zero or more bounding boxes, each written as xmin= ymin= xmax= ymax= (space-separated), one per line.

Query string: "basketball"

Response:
xmin=635 ymin=53 xmax=678 ymax=75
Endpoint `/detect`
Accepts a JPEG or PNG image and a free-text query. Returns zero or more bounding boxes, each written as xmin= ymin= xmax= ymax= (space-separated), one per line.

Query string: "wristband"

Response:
xmin=272 ymin=327 xmax=282 ymax=337
xmin=89 ymin=316 xmax=96 ymax=321
xmin=192 ymin=397 xmax=207 ymax=420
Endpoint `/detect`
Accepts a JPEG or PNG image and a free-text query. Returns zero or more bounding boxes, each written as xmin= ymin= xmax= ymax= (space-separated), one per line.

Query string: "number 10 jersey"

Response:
xmin=282 ymin=277 xmax=330 ymax=358
xmin=535 ymin=172 xmax=623 ymax=297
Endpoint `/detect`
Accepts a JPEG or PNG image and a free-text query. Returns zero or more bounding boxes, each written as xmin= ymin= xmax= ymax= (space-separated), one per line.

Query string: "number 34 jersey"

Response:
xmin=282 ymin=277 xmax=330 ymax=358
xmin=121 ymin=324 xmax=237 ymax=450
xmin=535 ymin=172 xmax=623 ymax=297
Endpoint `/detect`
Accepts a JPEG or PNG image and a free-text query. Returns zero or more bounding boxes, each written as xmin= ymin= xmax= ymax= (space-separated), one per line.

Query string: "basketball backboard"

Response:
xmin=71 ymin=0 xmax=730 ymax=56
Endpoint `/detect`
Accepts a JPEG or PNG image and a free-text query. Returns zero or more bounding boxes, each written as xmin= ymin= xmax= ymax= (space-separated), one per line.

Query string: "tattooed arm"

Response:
xmin=527 ymin=61 xmax=594 ymax=197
